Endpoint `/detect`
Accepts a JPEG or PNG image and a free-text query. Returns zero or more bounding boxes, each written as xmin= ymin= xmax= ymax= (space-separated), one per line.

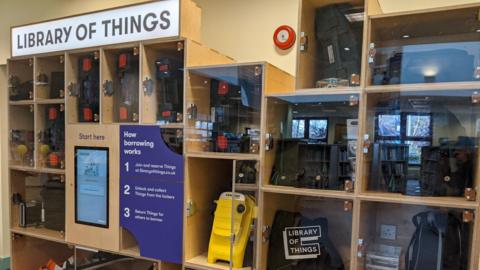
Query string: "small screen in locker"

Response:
xmin=75 ymin=146 xmax=109 ymax=228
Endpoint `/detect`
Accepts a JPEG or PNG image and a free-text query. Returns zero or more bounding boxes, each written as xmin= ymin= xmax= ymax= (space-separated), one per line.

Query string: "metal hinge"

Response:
xmin=344 ymin=180 xmax=354 ymax=192
xmin=368 ymin=43 xmax=376 ymax=64
xmin=300 ymin=32 xmax=308 ymax=52
xmin=465 ymin=188 xmax=476 ymax=201
xmin=463 ymin=210 xmax=475 ymax=223
xmin=343 ymin=201 xmax=353 ymax=212
xmin=186 ymin=200 xmax=196 ymax=217
xmin=472 ymin=91 xmax=480 ymax=104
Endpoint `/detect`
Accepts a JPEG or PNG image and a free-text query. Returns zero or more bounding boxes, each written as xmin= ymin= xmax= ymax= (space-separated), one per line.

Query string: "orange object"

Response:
xmin=218 ymin=81 xmax=229 ymax=95
xmin=217 ymin=135 xmax=228 ymax=150
xmin=49 ymin=153 xmax=59 ymax=167
xmin=119 ymin=106 xmax=128 ymax=120
xmin=162 ymin=111 xmax=171 ymax=118
xmin=119 ymin=53 xmax=128 ymax=69
xmin=38 ymin=259 xmax=58 ymax=270
xmin=48 ymin=107 xmax=58 ymax=120
xmin=83 ymin=107 xmax=93 ymax=121
xmin=82 ymin=58 xmax=92 ymax=72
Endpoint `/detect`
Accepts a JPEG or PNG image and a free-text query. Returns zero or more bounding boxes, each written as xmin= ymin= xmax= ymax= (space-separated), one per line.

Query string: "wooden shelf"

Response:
xmin=11 ymin=226 xmax=65 ymax=244
xmin=268 ymin=86 xmax=361 ymax=97
xmin=157 ymin=123 xmax=184 ymax=129
xmin=9 ymin=100 xmax=34 ymax=105
xmin=358 ymin=191 xmax=478 ymax=209
xmin=365 ymin=81 xmax=480 ymax=93
xmin=186 ymin=152 xmax=260 ymax=161
xmin=234 ymin=183 xmax=259 ymax=191
xmin=185 ymin=254 xmax=251 ymax=270
xmin=9 ymin=165 xmax=65 ymax=174
xmin=36 ymin=98 xmax=65 ymax=104
xmin=262 ymin=184 xmax=354 ymax=200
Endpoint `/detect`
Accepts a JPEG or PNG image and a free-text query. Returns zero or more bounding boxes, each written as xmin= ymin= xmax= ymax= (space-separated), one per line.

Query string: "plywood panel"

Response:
xmin=186 ymin=40 xmax=235 ymax=68
xmin=180 ymin=0 xmax=202 ymax=43
xmin=264 ymin=63 xmax=295 ymax=95
xmin=65 ymin=124 xmax=120 ymax=251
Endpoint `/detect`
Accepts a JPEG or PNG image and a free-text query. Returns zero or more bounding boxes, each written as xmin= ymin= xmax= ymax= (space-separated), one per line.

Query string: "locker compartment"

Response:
xmin=102 ymin=46 xmax=140 ymax=123
xmin=66 ymin=50 xmax=100 ymax=123
xmin=368 ymin=6 xmax=480 ymax=86
xmin=9 ymin=104 xmax=34 ymax=167
xmin=357 ymin=201 xmax=475 ymax=270
xmin=35 ymin=54 xmax=65 ymax=100
xmin=363 ymin=90 xmax=480 ymax=199
xmin=261 ymin=193 xmax=353 ymax=270
xmin=297 ymin=0 xmax=364 ymax=89
xmin=142 ymin=41 xmax=185 ymax=125
xmin=265 ymin=94 xmax=359 ymax=191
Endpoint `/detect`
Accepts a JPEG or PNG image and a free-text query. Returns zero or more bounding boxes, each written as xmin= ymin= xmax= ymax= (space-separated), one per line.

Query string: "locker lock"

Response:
xmin=368 ymin=43 xmax=376 ymax=64
xmin=300 ymin=32 xmax=308 ymax=52
xmin=103 ymin=80 xmax=114 ymax=96
xmin=142 ymin=77 xmax=154 ymax=96
xmin=265 ymin=133 xmax=274 ymax=151
xmin=68 ymin=82 xmax=80 ymax=96
xmin=357 ymin=239 xmax=365 ymax=258
xmin=262 ymin=225 xmax=271 ymax=243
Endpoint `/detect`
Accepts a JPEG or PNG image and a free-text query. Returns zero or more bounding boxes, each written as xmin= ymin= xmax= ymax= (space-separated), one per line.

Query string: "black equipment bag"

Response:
xmin=78 ymin=56 xmax=100 ymax=122
xmin=9 ymin=76 xmax=33 ymax=101
xmin=406 ymin=211 xmax=468 ymax=270
xmin=315 ymin=4 xmax=362 ymax=81
xmin=267 ymin=210 xmax=344 ymax=270
xmin=419 ymin=141 xmax=475 ymax=197
xmin=155 ymin=57 xmax=183 ymax=122
xmin=41 ymin=180 xmax=65 ymax=231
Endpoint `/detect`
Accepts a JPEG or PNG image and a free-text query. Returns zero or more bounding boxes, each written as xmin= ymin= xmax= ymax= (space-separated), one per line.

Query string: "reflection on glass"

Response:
xmin=367 ymin=90 xmax=479 ymax=196
xmin=406 ymin=115 xmax=431 ymax=137
xmin=186 ymin=65 xmax=262 ymax=153
xmin=370 ymin=6 xmax=480 ymax=85
xmin=292 ymin=119 xmax=305 ymax=139
xmin=405 ymin=140 xmax=431 ymax=164
xmin=309 ymin=119 xmax=328 ymax=140
xmin=378 ymin=114 xmax=401 ymax=137
xmin=268 ymin=94 xmax=359 ymax=190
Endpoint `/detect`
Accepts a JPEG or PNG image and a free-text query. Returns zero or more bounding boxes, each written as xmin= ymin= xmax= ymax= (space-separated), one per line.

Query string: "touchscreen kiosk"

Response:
xmin=75 ymin=147 xmax=109 ymax=227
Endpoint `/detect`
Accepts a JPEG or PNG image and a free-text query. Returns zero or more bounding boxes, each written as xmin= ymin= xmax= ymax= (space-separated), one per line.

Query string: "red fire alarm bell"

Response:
xmin=273 ymin=25 xmax=296 ymax=50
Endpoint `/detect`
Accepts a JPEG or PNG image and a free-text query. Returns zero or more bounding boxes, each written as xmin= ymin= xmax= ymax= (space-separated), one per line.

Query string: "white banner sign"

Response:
xmin=11 ymin=0 xmax=179 ymax=57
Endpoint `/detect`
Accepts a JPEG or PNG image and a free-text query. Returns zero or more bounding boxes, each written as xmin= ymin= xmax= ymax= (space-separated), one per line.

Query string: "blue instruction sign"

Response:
xmin=120 ymin=125 xmax=184 ymax=263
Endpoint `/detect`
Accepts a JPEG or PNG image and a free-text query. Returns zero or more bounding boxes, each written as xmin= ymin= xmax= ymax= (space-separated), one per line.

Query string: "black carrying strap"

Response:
xmin=406 ymin=211 xmax=463 ymax=270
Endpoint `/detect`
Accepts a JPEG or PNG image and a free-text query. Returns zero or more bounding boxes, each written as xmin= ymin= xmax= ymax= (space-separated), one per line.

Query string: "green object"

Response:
xmin=0 ymin=257 xmax=10 ymax=270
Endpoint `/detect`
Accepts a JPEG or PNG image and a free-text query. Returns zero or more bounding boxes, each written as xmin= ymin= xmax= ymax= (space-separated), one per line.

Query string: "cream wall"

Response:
xmin=195 ymin=0 xmax=300 ymax=75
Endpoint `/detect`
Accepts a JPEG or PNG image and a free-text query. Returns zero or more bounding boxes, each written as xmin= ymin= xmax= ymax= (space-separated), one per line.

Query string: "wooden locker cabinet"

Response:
xmin=6 ymin=0 xmax=234 ymax=269
xmin=6 ymin=0 xmax=480 ymax=270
